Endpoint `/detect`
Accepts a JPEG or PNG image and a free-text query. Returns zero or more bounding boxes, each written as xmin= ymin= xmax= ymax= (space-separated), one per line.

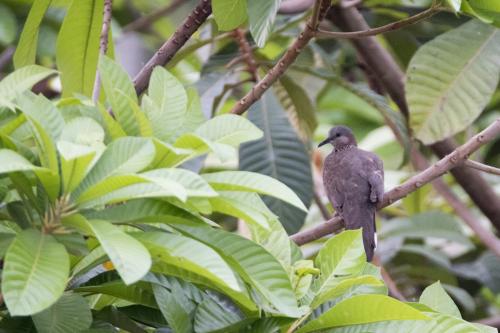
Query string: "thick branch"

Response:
xmin=318 ymin=6 xmax=440 ymax=39
xmin=133 ymin=0 xmax=211 ymax=96
xmin=290 ymin=118 xmax=500 ymax=246
xmin=123 ymin=0 xmax=184 ymax=33
xmin=464 ymin=160 xmax=500 ymax=176
xmin=92 ymin=0 xmax=113 ymax=102
xmin=330 ymin=5 xmax=500 ymax=232
xmin=230 ymin=0 xmax=331 ymax=115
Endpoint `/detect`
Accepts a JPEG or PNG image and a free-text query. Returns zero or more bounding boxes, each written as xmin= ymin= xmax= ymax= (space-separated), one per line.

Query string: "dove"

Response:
xmin=319 ymin=126 xmax=384 ymax=261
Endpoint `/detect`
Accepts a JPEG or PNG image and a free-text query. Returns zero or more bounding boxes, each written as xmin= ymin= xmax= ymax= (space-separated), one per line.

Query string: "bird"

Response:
xmin=318 ymin=125 xmax=384 ymax=261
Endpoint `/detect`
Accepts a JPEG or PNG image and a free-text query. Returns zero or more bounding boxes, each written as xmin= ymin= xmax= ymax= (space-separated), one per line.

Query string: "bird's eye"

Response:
xmin=335 ymin=133 xmax=341 ymax=137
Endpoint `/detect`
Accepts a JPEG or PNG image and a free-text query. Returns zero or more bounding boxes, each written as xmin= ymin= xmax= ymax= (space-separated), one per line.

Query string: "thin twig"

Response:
xmin=318 ymin=6 xmax=440 ymax=39
xmin=92 ymin=0 xmax=113 ymax=103
xmin=230 ymin=0 xmax=331 ymax=115
xmin=373 ymin=256 xmax=406 ymax=301
xmin=232 ymin=29 xmax=259 ymax=82
xmin=464 ymin=160 xmax=500 ymax=176
xmin=290 ymin=118 xmax=500 ymax=246
xmin=123 ymin=0 xmax=184 ymax=33
xmin=475 ymin=316 xmax=500 ymax=328
xmin=133 ymin=0 xmax=212 ymax=95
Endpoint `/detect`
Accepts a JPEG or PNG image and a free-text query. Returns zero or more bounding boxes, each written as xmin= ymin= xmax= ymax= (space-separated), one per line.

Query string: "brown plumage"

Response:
xmin=319 ymin=126 xmax=384 ymax=261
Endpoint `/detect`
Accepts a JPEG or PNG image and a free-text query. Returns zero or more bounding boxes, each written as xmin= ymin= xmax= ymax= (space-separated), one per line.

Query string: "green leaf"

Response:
xmin=13 ymin=0 xmax=51 ymax=68
xmin=32 ymin=293 xmax=92 ymax=333
xmin=194 ymin=293 xmax=253 ymax=333
xmin=326 ymin=311 xmax=482 ymax=333
xmin=98 ymin=55 xmax=140 ymax=136
xmin=56 ymin=0 xmax=104 ymax=97
xmin=0 ymin=65 xmax=57 ymax=109
xmin=446 ymin=0 xmax=462 ymax=12
xmin=0 ymin=149 xmax=45 ymax=174
xmin=175 ymin=225 xmax=301 ymax=317
xmin=420 ymin=281 xmax=461 ymax=318
xmin=209 ymin=191 xmax=274 ymax=230
xmin=83 ymin=219 xmax=151 ymax=285
xmin=0 ymin=4 xmax=16 ymax=45
xmin=248 ymin=0 xmax=282 ymax=47
xmin=239 ymin=91 xmax=313 ymax=233
xmin=195 ymin=114 xmax=263 ymax=147
xmin=141 ymin=168 xmax=217 ymax=198
xmin=203 ymin=170 xmax=307 ymax=212
xmin=85 ymin=198 xmax=205 ymax=225
xmin=144 ymin=67 xmax=187 ymax=141
xmin=277 ymin=74 xmax=318 ymax=138
xmin=311 ymin=230 xmax=367 ymax=308
xmin=2 ymin=229 xmax=69 ymax=316
xmin=212 ymin=0 xmax=248 ymax=31
xmin=381 ymin=212 xmax=474 ymax=249
xmin=74 ymin=137 xmax=155 ymax=197
xmin=152 ymin=284 xmax=193 ymax=333
xmin=136 ymin=232 xmax=256 ymax=313
xmin=76 ymin=280 xmax=156 ymax=307
xmin=406 ymin=19 xmax=500 ymax=144
xmin=297 ymin=295 xmax=429 ymax=333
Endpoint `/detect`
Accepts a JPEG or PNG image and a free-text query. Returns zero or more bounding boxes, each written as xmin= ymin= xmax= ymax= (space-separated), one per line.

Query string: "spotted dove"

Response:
xmin=319 ymin=126 xmax=384 ymax=261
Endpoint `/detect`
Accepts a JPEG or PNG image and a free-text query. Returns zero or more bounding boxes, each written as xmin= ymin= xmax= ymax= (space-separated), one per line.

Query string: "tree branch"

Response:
xmin=317 ymin=6 xmax=440 ymax=39
xmin=123 ymin=0 xmax=184 ymax=33
xmin=230 ymin=0 xmax=331 ymax=115
xmin=92 ymin=0 xmax=113 ymax=102
xmin=290 ymin=118 xmax=500 ymax=246
xmin=133 ymin=0 xmax=211 ymax=96
xmin=232 ymin=29 xmax=259 ymax=82
xmin=464 ymin=159 xmax=500 ymax=176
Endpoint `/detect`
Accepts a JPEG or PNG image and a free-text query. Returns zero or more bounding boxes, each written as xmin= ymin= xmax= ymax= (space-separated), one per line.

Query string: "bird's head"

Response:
xmin=318 ymin=125 xmax=357 ymax=149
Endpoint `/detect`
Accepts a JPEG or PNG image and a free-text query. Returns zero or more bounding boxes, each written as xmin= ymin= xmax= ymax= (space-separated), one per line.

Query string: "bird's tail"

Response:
xmin=343 ymin=205 xmax=376 ymax=262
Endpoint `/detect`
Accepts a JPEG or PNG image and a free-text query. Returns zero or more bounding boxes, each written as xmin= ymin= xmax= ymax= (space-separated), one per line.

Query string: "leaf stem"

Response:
xmin=317 ymin=5 xmax=441 ymax=39
xmin=92 ymin=0 xmax=113 ymax=103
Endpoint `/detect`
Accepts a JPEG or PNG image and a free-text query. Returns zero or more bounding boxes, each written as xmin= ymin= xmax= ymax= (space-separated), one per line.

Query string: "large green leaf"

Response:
xmin=297 ymin=295 xmax=429 ymax=333
xmin=195 ymin=114 xmax=263 ymax=147
xmin=56 ymin=0 xmax=104 ymax=97
xmin=326 ymin=312 xmax=485 ymax=333
xmin=311 ymin=230 xmax=367 ymax=308
xmin=135 ymin=232 xmax=256 ymax=313
xmin=98 ymin=55 xmax=140 ymax=136
xmin=406 ymin=19 xmax=500 ymax=144
xmin=420 ymin=281 xmax=461 ymax=318
xmin=144 ymin=67 xmax=187 ymax=141
xmin=277 ymin=74 xmax=318 ymax=139
xmin=2 ymin=229 xmax=69 ymax=316
xmin=194 ymin=293 xmax=253 ymax=333
xmin=175 ymin=225 xmax=301 ymax=317
xmin=0 ymin=65 xmax=57 ymax=109
xmin=239 ymin=91 xmax=313 ymax=234
xmin=32 ymin=293 xmax=92 ymax=333
xmin=64 ymin=216 xmax=151 ymax=285
xmin=141 ymin=168 xmax=217 ymax=198
xmin=0 ymin=149 xmax=47 ymax=174
xmin=152 ymin=284 xmax=193 ymax=333
xmin=248 ymin=0 xmax=282 ymax=47
xmin=13 ymin=0 xmax=51 ymax=68
xmin=74 ymin=137 xmax=155 ymax=197
xmin=85 ymin=198 xmax=205 ymax=225
xmin=202 ymin=170 xmax=307 ymax=212
xmin=381 ymin=212 xmax=474 ymax=249
xmin=76 ymin=280 xmax=156 ymax=307
xmin=212 ymin=0 xmax=248 ymax=31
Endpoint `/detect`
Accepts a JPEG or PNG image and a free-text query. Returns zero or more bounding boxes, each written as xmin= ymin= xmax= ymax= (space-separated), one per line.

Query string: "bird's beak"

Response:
xmin=318 ymin=137 xmax=331 ymax=147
